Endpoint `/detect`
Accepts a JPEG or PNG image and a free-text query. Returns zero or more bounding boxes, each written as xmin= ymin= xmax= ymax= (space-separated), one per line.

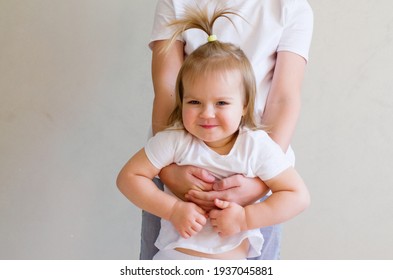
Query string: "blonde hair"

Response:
xmin=166 ymin=4 xmax=259 ymax=130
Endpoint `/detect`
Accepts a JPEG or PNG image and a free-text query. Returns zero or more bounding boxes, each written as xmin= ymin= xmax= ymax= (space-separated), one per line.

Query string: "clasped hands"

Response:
xmin=160 ymin=164 xmax=268 ymax=239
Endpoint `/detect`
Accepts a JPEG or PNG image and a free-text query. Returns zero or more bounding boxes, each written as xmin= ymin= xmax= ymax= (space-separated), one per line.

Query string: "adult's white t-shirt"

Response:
xmin=150 ymin=0 xmax=314 ymax=121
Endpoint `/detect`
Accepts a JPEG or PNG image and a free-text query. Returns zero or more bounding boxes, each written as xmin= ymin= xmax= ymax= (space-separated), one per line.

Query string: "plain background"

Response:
xmin=1 ymin=0 xmax=393 ymax=259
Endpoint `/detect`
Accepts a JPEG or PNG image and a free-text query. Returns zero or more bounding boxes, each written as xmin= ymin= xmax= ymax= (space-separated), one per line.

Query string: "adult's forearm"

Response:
xmin=151 ymin=40 xmax=184 ymax=135
xmin=262 ymin=97 xmax=301 ymax=152
xmin=152 ymin=94 xmax=176 ymax=135
xmin=261 ymin=51 xmax=306 ymax=152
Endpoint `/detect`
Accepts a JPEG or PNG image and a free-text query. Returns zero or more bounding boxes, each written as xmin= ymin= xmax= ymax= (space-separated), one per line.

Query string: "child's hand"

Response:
xmin=209 ymin=199 xmax=248 ymax=237
xmin=169 ymin=200 xmax=207 ymax=238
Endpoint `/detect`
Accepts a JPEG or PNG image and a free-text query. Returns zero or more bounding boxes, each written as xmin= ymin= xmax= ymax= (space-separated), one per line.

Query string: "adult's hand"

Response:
xmin=159 ymin=164 xmax=216 ymax=201
xmin=186 ymin=174 xmax=269 ymax=211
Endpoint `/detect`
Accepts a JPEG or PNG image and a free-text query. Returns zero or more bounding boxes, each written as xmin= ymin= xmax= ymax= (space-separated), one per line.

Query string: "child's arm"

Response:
xmin=209 ymin=167 xmax=310 ymax=237
xmin=117 ymin=148 xmax=207 ymax=238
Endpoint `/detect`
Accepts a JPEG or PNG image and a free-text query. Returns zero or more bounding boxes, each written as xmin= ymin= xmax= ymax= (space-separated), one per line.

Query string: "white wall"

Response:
xmin=1 ymin=0 xmax=392 ymax=259
xmin=0 ymin=0 xmax=155 ymax=259
xmin=282 ymin=0 xmax=393 ymax=259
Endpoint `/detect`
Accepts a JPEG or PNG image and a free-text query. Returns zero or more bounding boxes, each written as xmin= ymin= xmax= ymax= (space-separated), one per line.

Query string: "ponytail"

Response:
xmin=165 ymin=4 xmax=259 ymax=130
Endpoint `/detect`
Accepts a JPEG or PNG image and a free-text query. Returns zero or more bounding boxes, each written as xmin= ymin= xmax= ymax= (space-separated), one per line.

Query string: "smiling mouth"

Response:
xmin=200 ymin=124 xmax=218 ymax=129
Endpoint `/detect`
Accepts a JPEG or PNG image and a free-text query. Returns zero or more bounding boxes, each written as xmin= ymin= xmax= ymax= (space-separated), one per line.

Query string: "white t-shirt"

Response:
xmin=150 ymin=0 xmax=313 ymax=120
xmin=145 ymin=127 xmax=292 ymax=258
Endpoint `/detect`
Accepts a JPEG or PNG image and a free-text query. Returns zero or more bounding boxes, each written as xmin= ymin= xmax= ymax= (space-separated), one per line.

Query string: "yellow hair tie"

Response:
xmin=207 ymin=34 xmax=217 ymax=42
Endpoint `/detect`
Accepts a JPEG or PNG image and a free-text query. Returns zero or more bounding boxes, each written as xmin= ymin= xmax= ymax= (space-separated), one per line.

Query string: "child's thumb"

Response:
xmin=214 ymin=198 xmax=230 ymax=209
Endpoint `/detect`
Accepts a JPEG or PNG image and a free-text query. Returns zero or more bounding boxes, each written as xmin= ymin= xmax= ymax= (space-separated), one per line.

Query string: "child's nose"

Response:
xmin=200 ymin=104 xmax=215 ymax=118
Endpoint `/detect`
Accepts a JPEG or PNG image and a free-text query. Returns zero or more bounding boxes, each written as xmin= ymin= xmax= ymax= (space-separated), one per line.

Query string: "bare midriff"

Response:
xmin=175 ymin=239 xmax=249 ymax=259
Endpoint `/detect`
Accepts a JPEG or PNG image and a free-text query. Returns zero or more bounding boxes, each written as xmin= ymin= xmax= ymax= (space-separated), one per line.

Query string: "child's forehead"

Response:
xmin=183 ymin=68 xmax=242 ymax=84
xmin=182 ymin=69 xmax=246 ymax=101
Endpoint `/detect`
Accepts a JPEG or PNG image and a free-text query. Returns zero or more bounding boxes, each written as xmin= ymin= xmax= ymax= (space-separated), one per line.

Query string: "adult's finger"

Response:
xmin=186 ymin=195 xmax=215 ymax=210
xmin=189 ymin=167 xmax=216 ymax=191
xmin=187 ymin=189 xmax=221 ymax=201
xmin=214 ymin=198 xmax=231 ymax=209
xmin=213 ymin=174 xmax=243 ymax=191
xmin=191 ymin=167 xmax=216 ymax=182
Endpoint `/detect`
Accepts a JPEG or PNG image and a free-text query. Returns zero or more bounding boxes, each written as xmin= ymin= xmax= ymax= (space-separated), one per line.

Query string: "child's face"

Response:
xmin=182 ymin=70 xmax=246 ymax=153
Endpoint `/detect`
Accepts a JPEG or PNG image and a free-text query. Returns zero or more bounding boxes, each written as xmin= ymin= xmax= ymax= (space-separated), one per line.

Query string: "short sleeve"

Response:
xmin=278 ymin=0 xmax=314 ymax=61
xmin=253 ymin=132 xmax=292 ymax=181
xmin=144 ymin=130 xmax=179 ymax=169
xmin=149 ymin=0 xmax=180 ymax=49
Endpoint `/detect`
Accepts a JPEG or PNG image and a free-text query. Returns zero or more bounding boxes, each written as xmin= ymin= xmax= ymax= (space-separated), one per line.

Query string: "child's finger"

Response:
xmin=196 ymin=215 xmax=207 ymax=226
xmin=181 ymin=230 xmax=191 ymax=239
xmin=191 ymin=223 xmax=203 ymax=233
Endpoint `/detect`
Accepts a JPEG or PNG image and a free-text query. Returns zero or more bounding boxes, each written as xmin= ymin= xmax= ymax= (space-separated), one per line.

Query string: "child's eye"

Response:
xmin=187 ymin=100 xmax=200 ymax=105
xmin=216 ymin=101 xmax=229 ymax=106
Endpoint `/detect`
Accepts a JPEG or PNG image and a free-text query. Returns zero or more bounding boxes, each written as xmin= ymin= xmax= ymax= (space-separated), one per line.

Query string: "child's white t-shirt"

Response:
xmin=145 ymin=127 xmax=292 ymax=258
